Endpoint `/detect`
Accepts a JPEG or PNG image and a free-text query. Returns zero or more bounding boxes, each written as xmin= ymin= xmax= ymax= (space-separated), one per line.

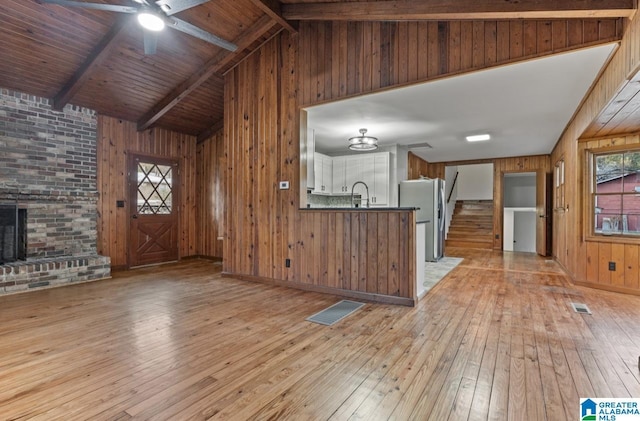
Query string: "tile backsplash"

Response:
xmin=306 ymin=193 xmax=361 ymax=208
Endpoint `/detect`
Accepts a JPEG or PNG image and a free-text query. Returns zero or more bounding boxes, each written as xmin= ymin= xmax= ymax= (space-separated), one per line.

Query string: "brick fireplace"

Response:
xmin=0 ymin=89 xmax=110 ymax=294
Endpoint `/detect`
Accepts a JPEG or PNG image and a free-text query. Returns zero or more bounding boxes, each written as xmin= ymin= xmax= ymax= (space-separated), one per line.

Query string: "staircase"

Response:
xmin=446 ymin=200 xmax=494 ymax=249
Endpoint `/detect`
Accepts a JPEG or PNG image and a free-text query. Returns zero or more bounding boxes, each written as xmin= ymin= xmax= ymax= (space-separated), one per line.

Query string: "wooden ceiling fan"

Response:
xmin=37 ymin=0 xmax=237 ymax=54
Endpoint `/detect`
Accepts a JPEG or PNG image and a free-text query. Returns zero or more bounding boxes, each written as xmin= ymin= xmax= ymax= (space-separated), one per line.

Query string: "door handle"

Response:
xmin=132 ymin=215 xmax=138 ymax=219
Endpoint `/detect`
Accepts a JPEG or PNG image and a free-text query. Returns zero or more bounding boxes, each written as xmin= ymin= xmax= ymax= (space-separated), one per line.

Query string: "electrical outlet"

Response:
xmin=285 ymin=258 xmax=291 ymax=268
xmin=609 ymin=261 xmax=616 ymax=271
xmin=279 ymin=181 xmax=290 ymax=190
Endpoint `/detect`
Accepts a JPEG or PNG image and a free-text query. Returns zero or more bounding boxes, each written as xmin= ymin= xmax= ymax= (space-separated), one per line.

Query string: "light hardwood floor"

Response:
xmin=1 ymin=249 xmax=639 ymax=420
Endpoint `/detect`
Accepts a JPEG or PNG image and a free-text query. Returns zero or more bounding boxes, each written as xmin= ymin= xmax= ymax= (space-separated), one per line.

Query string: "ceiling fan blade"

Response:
xmin=143 ymin=30 xmax=158 ymax=54
xmin=37 ymin=0 xmax=138 ymax=13
xmin=155 ymin=0 xmax=210 ymax=16
xmin=166 ymin=17 xmax=237 ymax=52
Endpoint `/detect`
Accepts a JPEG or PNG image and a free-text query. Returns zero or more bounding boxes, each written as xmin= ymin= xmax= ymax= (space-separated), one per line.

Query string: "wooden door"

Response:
xmin=536 ymin=170 xmax=553 ymax=256
xmin=128 ymin=155 xmax=179 ymax=268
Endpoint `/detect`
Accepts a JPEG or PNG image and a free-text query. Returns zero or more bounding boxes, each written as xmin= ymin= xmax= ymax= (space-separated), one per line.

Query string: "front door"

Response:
xmin=128 ymin=154 xmax=179 ymax=268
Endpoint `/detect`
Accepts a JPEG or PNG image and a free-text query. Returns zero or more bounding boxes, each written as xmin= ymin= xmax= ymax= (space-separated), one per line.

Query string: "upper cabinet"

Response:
xmin=311 ymin=150 xmax=391 ymax=205
xmin=313 ymin=152 xmax=333 ymax=195
xmin=359 ymin=152 xmax=390 ymax=206
xmin=332 ymin=156 xmax=348 ymax=194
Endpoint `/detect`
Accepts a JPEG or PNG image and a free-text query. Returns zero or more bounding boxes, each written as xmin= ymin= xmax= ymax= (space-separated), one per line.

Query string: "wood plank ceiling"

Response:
xmin=0 ymin=0 xmax=635 ymax=138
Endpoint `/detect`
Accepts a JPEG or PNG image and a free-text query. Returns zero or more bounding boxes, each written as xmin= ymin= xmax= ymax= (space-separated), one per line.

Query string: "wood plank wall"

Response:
xmin=196 ymin=130 xmax=224 ymax=258
xmin=224 ymin=32 xmax=415 ymax=303
xmin=222 ymin=19 xmax=621 ymax=302
xmin=407 ymin=152 xmax=429 ymax=179
xmin=298 ymin=19 xmax=621 ymax=107
xmin=96 ymin=116 xmax=197 ymax=268
xmin=579 ymin=135 xmax=640 ymax=294
xmin=422 ymin=155 xmax=551 ymax=250
xmin=551 ymin=14 xmax=640 ymax=295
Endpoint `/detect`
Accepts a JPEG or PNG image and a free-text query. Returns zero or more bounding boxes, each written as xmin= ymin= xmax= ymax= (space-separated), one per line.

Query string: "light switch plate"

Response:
xmin=279 ymin=181 xmax=290 ymax=190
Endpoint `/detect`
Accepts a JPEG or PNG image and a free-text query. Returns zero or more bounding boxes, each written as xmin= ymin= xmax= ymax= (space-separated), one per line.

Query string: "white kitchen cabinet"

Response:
xmin=332 ymin=156 xmax=348 ymax=194
xmin=334 ymin=156 xmax=365 ymax=195
xmin=355 ymin=152 xmax=389 ymax=206
xmin=313 ymin=152 xmax=332 ymax=195
xmin=372 ymin=152 xmax=390 ymax=205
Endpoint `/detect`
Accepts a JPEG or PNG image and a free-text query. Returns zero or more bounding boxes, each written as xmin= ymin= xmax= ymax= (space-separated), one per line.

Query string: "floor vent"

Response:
xmin=306 ymin=300 xmax=365 ymax=326
xmin=571 ymin=302 xmax=592 ymax=315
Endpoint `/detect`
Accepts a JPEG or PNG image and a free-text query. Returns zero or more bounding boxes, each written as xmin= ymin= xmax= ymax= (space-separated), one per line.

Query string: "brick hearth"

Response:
xmin=0 ymin=89 xmax=110 ymax=294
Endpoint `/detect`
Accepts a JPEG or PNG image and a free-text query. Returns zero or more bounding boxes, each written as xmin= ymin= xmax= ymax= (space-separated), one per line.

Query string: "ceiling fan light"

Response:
xmin=138 ymin=12 xmax=165 ymax=31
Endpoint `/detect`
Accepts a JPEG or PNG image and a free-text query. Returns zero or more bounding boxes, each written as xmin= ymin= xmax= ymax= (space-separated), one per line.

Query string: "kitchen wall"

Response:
xmin=222 ymin=19 xmax=619 ymax=302
xmin=306 ymin=193 xmax=356 ymax=208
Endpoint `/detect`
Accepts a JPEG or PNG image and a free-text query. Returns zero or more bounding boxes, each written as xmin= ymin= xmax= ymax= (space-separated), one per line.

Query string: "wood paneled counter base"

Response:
xmin=0 ymin=249 xmax=638 ymax=419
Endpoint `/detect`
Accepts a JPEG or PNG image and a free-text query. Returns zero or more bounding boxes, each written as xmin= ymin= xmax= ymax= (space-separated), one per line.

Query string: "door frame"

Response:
xmin=127 ymin=153 xmax=181 ymax=269
xmin=500 ymin=169 xmax=552 ymax=255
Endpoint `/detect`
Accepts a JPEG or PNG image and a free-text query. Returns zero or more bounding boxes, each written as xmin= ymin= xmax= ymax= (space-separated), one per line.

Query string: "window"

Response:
xmin=591 ymin=149 xmax=640 ymax=236
xmin=136 ymin=162 xmax=173 ymax=215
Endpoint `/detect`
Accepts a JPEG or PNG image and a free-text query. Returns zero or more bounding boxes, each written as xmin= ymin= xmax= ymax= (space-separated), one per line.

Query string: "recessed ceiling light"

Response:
xmin=138 ymin=12 xmax=165 ymax=32
xmin=466 ymin=134 xmax=491 ymax=142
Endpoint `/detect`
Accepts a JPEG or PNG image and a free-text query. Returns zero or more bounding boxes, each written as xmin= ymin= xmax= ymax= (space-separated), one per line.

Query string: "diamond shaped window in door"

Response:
xmin=137 ymin=162 xmax=173 ymax=215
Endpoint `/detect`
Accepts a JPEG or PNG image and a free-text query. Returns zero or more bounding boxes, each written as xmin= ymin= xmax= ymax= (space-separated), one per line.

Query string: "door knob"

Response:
xmin=132 ymin=215 xmax=138 ymax=219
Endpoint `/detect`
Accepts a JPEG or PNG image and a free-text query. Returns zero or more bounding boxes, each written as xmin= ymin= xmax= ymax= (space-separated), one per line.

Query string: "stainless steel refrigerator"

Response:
xmin=399 ymin=178 xmax=445 ymax=262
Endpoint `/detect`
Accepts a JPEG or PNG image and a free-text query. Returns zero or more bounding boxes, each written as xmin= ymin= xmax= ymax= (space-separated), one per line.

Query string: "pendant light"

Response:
xmin=348 ymin=128 xmax=378 ymax=151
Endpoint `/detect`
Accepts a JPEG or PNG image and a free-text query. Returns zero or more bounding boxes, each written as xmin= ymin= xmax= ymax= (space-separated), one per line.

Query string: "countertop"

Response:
xmin=301 ymin=207 xmax=419 ymax=211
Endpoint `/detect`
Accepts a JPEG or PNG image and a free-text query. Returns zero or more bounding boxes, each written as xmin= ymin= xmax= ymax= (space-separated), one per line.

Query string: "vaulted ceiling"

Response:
xmin=0 ymin=0 xmax=635 ymax=139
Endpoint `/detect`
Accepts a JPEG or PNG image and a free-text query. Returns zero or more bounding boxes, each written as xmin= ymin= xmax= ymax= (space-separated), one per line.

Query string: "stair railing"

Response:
xmin=446 ymin=171 xmax=459 ymax=204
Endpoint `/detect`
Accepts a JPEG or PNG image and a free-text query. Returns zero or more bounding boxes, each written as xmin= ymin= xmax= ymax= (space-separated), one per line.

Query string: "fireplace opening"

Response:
xmin=0 ymin=204 xmax=26 ymax=264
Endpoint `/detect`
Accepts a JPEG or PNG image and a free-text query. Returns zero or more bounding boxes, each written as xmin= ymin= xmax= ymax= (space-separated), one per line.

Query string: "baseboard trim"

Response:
xmin=573 ymin=280 xmax=640 ymax=297
xmin=222 ymin=272 xmax=416 ymax=307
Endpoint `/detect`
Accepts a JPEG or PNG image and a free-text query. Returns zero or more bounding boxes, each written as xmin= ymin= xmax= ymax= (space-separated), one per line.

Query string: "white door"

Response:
xmin=513 ymin=211 xmax=537 ymax=253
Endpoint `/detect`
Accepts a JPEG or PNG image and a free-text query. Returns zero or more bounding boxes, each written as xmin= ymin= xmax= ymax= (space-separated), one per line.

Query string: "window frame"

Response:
xmin=586 ymin=145 xmax=640 ymax=242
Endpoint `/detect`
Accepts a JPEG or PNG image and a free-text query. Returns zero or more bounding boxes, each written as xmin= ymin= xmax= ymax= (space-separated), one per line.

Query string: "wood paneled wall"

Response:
xmin=96 ymin=116 xmax=197 ymax=268
xmin=222 ymin=18 xmax=621 ymax=302
xmin=224 ymin=32 xmax=415 ymax=303
xmin=407 ymin=152 xmax=430 ymax=179
xmin=298 ymin=19 xmax=621 ymax=107
xmin=551 ymin=14 xmax=640 ymax=295
xmin=424 ymin=155 xmax=551 ymax=249
xmin=196 ymin=130 xmax=224 ymax=258
xmin=579 ymin=134 xmax=640 ymax=294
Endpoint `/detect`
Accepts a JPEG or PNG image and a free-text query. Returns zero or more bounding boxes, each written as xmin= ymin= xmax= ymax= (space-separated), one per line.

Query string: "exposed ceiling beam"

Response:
xmin=282 ymin=0 xmax=636 ymax=21
xmin=137 ymin=15 xmax=277 ymax=131
xmin=52 ymin=15 xmax=132 ymax=110
xmin=197 ymin=119 xmax=224 ymax=143
xmin=248 ymin=0 xmax=298 ymax=33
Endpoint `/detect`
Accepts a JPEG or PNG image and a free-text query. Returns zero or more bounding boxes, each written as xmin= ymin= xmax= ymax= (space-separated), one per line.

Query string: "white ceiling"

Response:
xmin=306 ymin=43 xmax=616 ymax=162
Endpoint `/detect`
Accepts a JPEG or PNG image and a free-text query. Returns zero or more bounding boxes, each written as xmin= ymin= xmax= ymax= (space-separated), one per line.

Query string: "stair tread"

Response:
xmin=448 ymin=199 xmax=494 ymax=249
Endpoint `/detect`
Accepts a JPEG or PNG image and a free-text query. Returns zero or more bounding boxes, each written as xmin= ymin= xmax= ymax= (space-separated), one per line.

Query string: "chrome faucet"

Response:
xmin=351 ymin=181 xmax=370 ymax=208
